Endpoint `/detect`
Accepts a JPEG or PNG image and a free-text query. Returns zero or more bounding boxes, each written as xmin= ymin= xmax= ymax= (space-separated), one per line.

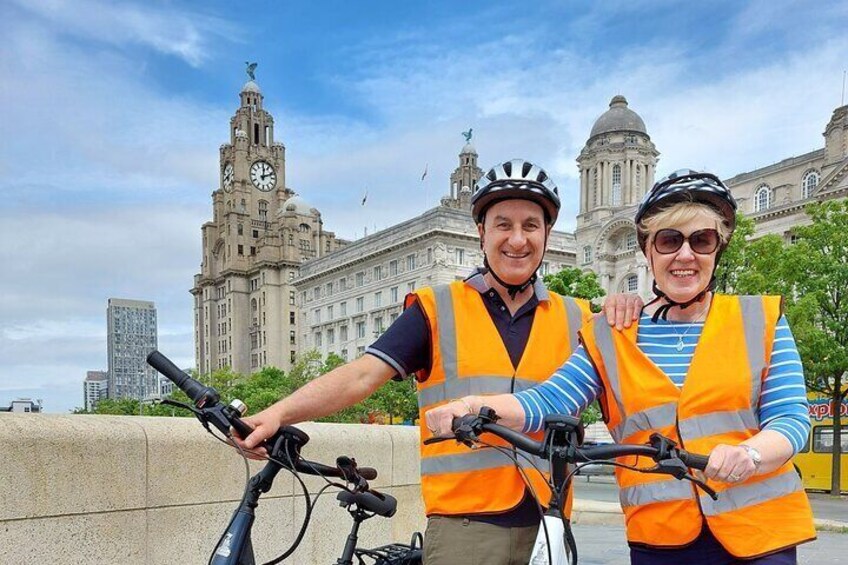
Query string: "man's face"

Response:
xmin=477 ymin=199 xmax=549 ymax=286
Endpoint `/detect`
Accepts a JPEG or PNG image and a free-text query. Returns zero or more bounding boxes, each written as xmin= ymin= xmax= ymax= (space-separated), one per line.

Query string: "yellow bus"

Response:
xmin=793 ymin=392 xmax=848 ymax=493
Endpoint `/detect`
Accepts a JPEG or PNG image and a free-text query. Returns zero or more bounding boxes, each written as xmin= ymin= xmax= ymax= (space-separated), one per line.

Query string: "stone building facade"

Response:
xmin=193 ymin=75 xmax=848 ymax=374
xmin=574 ymin=97 xmax=848 ymax=299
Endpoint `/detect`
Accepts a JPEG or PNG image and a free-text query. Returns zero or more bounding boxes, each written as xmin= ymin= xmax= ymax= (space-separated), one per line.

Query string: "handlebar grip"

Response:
xmin=147 ymin=350 xmax=216 ymax=405
xmin=358 ymin=467 xmax=378 ymax=481
xmin=678 ymin=451 xmax=710 ymax=471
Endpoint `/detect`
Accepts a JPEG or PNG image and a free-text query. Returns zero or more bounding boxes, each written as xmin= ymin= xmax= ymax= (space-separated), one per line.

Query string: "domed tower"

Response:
xmin=575 ymin=96 xmax=659 ymax=298
xmin=443 ymin=134 xmax=483 ymax=211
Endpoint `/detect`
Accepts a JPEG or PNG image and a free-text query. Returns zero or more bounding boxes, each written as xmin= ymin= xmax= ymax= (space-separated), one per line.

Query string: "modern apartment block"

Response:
xmin=83 ymin=370 xmax=108 ymax=412
xmin=106 ymin=298 xmax=158 ymax=400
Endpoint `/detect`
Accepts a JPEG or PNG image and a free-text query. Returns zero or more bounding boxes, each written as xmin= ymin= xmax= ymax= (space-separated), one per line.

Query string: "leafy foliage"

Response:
xmin=543 ymin=266 xmax=606 ymax=313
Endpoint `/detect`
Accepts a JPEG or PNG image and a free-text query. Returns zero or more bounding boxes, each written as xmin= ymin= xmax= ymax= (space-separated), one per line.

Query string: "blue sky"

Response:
xmin=1 ymin=0 xmax=846 ymax=413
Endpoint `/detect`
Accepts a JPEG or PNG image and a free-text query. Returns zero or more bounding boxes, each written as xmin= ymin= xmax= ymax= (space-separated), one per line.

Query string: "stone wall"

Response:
xmin=0 ymin=415 xmax=424 ymax=565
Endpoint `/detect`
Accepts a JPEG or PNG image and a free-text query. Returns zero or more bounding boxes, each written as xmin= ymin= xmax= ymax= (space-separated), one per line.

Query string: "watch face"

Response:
xmin=250 ymin=160 xmax=276 ymax=191
xmin=223 ymin=163 xmax=234 ymax=192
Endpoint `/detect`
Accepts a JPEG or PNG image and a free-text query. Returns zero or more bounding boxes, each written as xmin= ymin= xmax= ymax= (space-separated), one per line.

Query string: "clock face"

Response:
xmin=222 ymin=163 xmax=234 ymax=192
xmin=250 ymin=160 xmax=276 ymax=191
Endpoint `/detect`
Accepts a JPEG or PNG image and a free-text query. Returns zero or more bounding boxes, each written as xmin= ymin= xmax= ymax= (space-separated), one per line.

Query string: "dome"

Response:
xmin=242 ymin=80 xmax=261 ymax=94
xmin=461 ymin=142 xmax=477 ymax=155
xmin=589 ymin=95 xmax=647 ymax=139
xmin=284 ymin=195 xmax=313 ymax=215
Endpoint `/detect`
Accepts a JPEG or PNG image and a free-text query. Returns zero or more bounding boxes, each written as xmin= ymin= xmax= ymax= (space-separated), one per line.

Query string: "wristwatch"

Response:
xmin=740 ymin=445 xmax=762 ymax=469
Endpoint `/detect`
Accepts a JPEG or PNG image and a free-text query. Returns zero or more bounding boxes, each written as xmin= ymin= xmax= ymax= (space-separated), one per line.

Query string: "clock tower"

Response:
xmin=192 ymin=71 xmax=347 ymax=376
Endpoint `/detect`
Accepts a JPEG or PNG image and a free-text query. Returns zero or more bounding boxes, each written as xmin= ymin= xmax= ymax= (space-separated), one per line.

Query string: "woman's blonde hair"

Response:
xmin=637 ymin=201 xmax=732 ymax=250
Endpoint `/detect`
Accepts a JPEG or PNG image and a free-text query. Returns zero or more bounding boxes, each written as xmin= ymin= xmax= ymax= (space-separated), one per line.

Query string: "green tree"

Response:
xmin=783 ymin=201 xmax=848 ymax=495
xmin=543 ymin=266 xmax=606 ymax=312
xmin=714 ymin=213 xmax=756 ymax=293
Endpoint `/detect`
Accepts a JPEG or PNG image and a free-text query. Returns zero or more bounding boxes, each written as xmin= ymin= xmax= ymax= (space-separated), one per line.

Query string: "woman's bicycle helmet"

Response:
xmin=636 ymin=169 xmax=738 ymax=320
xmin=471 ymin=158 xmax=561 ymax=225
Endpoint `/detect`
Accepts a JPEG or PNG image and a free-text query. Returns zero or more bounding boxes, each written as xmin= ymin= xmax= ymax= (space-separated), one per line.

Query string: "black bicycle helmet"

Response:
xmin=636 ymin=169 xmax=738 ymax=321
xmin=471 ymin=159 xmax=561 ymax=225
xmin=636 ymin=168 xmax=737 ymax=251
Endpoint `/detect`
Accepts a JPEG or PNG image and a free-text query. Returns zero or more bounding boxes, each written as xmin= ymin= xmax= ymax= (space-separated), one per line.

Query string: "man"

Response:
xmin=238 ymin=159 xmax=641 ymax=564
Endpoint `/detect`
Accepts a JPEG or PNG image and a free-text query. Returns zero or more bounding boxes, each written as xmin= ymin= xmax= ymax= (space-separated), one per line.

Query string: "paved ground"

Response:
xmin=570 ymin=524 xmax=848 ymax=564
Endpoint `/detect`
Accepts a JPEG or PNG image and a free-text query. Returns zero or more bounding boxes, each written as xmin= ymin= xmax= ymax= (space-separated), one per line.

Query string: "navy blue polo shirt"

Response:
xmin=365 ymin=269 xmax=550 ymax=526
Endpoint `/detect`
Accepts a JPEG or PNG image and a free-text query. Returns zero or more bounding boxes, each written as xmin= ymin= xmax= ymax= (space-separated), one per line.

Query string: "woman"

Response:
xmin=426 ymin=170 xmax=815 ymax=564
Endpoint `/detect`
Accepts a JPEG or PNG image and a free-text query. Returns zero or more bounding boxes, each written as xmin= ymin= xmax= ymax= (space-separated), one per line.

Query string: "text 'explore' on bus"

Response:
xmin=793 ymin=392 xmax=848 ymax=493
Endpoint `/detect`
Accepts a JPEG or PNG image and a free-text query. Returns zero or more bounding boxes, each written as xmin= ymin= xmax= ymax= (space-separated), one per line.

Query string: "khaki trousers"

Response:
xmin=423 ymin=515 xmax=538 ymax=565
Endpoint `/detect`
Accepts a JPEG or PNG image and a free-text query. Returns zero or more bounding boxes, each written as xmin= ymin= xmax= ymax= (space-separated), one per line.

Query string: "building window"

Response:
xmin=374 ymin=316 xmax=384 ymax=334
xmin=540 ymin=261 xmax=549 ymax=276
xmin=754 ymin=184 xmax=771 ymax=212
xmin=407 ymin=281 xmax=416 ymax=293
xmin=456 ymin=248 xmax=465 ymax=265
xmin=237 ymin=224 xmax=243 ymax=235
xmin=288 ymin=234 xmax=294 ymax=246
xmin=356 ymin=296 xmax=364 ymax=313
xmin=237 ymin=244 xmax=244 ymax=256
xmin=389 ymin=260 xmax=398 ymax=276
xmin=326 ymin=282 xmax=333 ymax=296
xmin=340 ymin=325 xmax=348 ymax=342
xmin=340 ymin=277 xmax=347 ymax=290
xmin=373 ymin=266 xmax=382 ymax=281
xmin=427 ymin=248 xmax=433 ymax=264
xmin=315 ymin=332 xmax=322 ymax=347
xmin=357 ymin=346 xmax=365 ymax=356
xmin=341 ymin=348 xmax=348 ymax=361
xmin=289 ymin=311 xmax=295 ymax=324
xmin=611 ymin=164 xmax=622 ymax=206
xmin=390 ymin=286 xmax=398 ymax=303
xmin=289 ymin=291 xmax=296 ymax=306
xmin=626 ymin=274 xmax=638 ymax=293
xmin=802 ymin=170 xmax=820 ymax=199
xmin=327 ymin=305 xmax=333 ymax=319
xmin=626 ymin=232 xmax=637 ymax=250
xmin=592 ymin=168 xmax=598 ymax=206
xmin=258 ymin=200 xmax=268 ymax=221
xmin=374 ymin=291 xmax=382 ymax=307
xmin=406 ymin=254 xmax=416 ymax=271
xmin=313 ymin=287 xmax=320 ymax=300
xmin=327 ymin=328 xmax=335 ymax=344
xmin=356 ymin=321 xmax=366 ymax=338
xmin=356 ymin=272 xmax=365 ymax=287
xmin=290 ymin=331 xmax=296 ymax=345
xmin=290 ymin=351 xmax=296 ymax=363
xmin=314 ymin=309 xmax=321 ymax=323
xmin=340 ymin=301 xmax=347 ymax=316
xmin=583 ymin=245 xmax=592 ymax=265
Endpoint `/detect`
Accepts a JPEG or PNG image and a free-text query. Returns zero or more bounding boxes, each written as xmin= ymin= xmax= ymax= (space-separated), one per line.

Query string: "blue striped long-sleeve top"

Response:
xmin=515 ymin=314 xmax=811 ymax=454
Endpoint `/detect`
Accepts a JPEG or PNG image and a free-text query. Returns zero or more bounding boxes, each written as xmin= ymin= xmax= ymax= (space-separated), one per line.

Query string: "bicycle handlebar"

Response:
xmin=146 ymin=350 xmax=379 ymax=482
xmin=437 ymin=410 xmax=710 ymax=472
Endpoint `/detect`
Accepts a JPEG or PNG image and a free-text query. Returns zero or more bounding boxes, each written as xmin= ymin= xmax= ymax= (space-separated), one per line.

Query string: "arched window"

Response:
xmin=582 ymin=245 xmax=592 ymax=265
xmin=625 ymin=274 xmax=638 ymax=293
xmin=258 ymin=200 xmax=268 ymax=221
xmin=802 ymin=171 xmax=820 ymax=199
xmin=626 ymin=232 xmax=637 ymax=250
xmin=612 ymin=164 xmax=622 ymax=206
xmin=754 ymin=185 xmax=771 ymax=212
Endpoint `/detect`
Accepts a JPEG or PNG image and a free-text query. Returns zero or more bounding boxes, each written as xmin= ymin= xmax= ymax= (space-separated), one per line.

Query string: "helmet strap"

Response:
xmin=650 ymin=276 xmax=715 ymax=323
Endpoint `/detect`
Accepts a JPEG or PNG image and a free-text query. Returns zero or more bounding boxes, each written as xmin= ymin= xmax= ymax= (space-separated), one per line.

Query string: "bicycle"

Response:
xmin=146 ymin=350 xmax=423 ymax=565
xmin=425 ymin=407 xmax=716 ymax=565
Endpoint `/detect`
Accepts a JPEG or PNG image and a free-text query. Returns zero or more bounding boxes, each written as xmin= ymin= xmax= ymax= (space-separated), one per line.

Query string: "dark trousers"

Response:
xmin=630 ymin=526 xmax=797 ymax=565
xmin=423 ymin=515 xmax=538 ymax=565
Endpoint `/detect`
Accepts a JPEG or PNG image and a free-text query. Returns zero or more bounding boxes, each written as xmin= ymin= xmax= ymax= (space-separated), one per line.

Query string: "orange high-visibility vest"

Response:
xmin=407 ymin=280 xmax=591 ymax=516
xmin=580 ymin=294 xmax=815 ymax=558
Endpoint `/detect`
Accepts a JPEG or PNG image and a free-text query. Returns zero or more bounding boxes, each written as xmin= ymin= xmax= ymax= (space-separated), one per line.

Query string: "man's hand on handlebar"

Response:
xmin=230 ymin=406 xmax=284 ymax=460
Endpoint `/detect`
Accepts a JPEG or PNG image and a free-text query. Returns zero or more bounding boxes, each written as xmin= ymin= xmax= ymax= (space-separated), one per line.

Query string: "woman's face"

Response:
xmin=647 ymin=212 xmax=719 ymax=304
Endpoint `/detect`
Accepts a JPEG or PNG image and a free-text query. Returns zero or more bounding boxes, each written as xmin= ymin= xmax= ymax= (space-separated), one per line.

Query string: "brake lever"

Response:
xmin=643 ymin=458 xmax=718 ymax=500
xmin=161 ymin=398 xmax=200 ymax=414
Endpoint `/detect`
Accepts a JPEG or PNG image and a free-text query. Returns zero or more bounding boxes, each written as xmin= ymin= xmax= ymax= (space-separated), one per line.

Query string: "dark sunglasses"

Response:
xmin=652 ymin=228 xmax=720 ymax=255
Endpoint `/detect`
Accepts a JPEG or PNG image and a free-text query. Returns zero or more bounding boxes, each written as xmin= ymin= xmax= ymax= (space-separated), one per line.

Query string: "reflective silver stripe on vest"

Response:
xmin=678 ymin=409 xmax=759 ymax=440
xmin=593 ymin=322 xmax=627 ymax=435
xmin=739 ymin=296 xmax=766 ymax=413
xmin=418 ymin=376 xmax=541 ymax=409
xmin=619 ymin=478 xmax=694 ymax=508
xmin=562 ymin=297 xmax=583 ymax=354
xmin=700 ymin=471 xmax=803 ymax=516
xmin=421 ymin=447 xmax=551 ymax=475
xmin=612 ymin=402 xmax=678 ymax=443
xmin=434 ymin=284 xmax=458 ymax=380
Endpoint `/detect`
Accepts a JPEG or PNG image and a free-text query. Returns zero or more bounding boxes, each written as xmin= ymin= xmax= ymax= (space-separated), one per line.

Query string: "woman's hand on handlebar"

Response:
xmin=704 ymin=444 xmax=756 ymax=484
xmin=231 ymin=405 xmax=284 ymax=459
xmin=425 ymin=398 xmax=478 ymax=437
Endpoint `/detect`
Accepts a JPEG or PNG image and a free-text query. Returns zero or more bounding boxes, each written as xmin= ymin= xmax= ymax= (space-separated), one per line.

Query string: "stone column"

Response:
xmin=624 ymin=160 xmax=631 ymax=205
xmin=601 ymin=161 xmax=609 ymax=206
